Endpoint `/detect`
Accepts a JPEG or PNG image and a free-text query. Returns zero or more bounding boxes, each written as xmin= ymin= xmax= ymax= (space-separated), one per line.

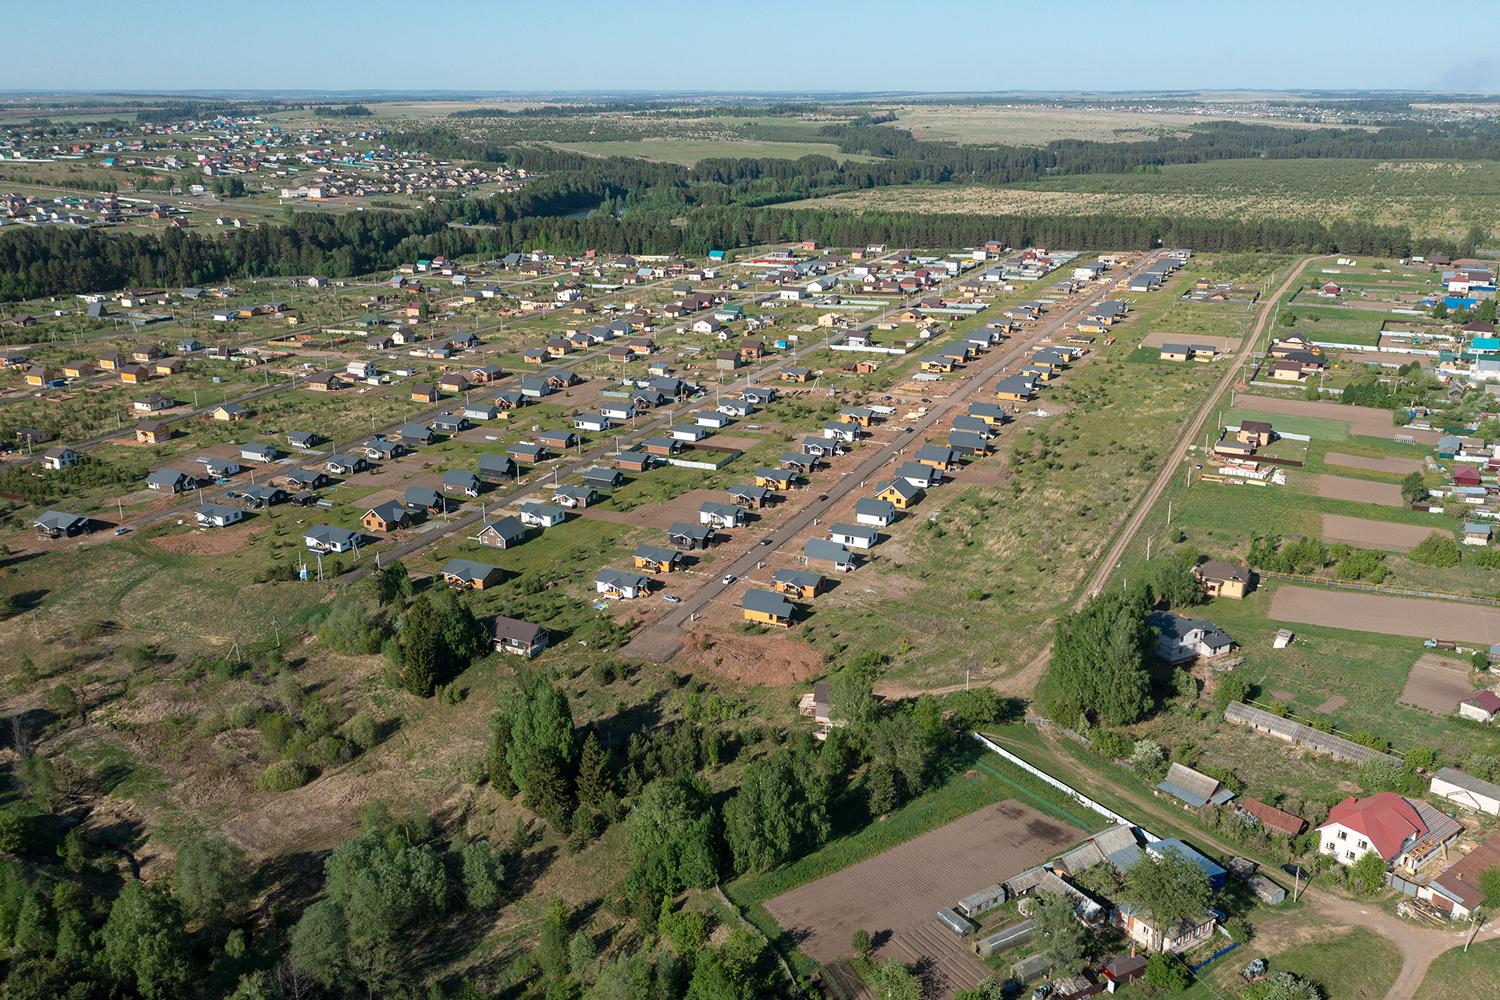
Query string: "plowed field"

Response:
xmin=764 ymin=801 xmax=1080 ymax=998
xmin=1269 ymin=585 xmax=1500 ymax=643
xmin=1321 ymin=514 xmax=1446 ymax=551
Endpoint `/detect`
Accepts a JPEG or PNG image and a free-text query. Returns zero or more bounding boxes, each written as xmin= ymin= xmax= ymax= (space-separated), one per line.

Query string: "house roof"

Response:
xmin=146 ymin=469 xmax=188 ymax=485
xmin=1433 ymin=766 xmax=1500 ymax=802
xmin=773 ymin=568 xmax=824 ymax=590
xmin=830 ymin=522 xmax=878 ymax=542
xmin=35 ymin=510 xmax=88 ymax=531
xmin=480 ymin=516 xmax=526 ymax=538
xmin=596 ymin=568 xmax=649 ymax=589
xmin=1461 ymin=690 xmax=1500 ymax=713
xmin=1149 ymin=611 xmax=1233 ymax=651
xmin=404 ymin=486 xmax=442 ymax=505
xmin=855 ymin=497 xmax=895 ymax=518
xmin=305 ymin=524 xmax=359 ymax=545
xmin=1197 ymin=560 xmax=1251 ymax=585
xmin=195 ymin=503 xmax=239 ymax=519
xmin=367 ymin=500 xmax=407 ymax=522
xmin=879 ymin=478 xmax=923 ymax=500
xmin=1237 ymin=797 xmax=1307 ymax=836
xmin=1155 ymin=762 xmax=1235 ymax=807
xmin=442 ymin=559 xmax=501 ymax=582
xmin=634 ymin=544 xmax=680 ymax=564
xmin=518 ymin=501 xmax=566 ymax=519
xmin=743 ymin=588 xmax=795 ymax=617
xmin=1428 ymin=831 xmax=1500 ymax=911
xmin=669 ymin=521 xmax=713 ymax=540
xmin=493 ymin=616 xmax=546 ymax=643
xmin=442 ymin=469 xmax=480 ymax=487
xmin=805 ymin=538 xmax=852 ymax=564
xmin=1147 ymin=839 xmax=1226 ymax=882
xmin=402 ymin=422 xmax=434 ymax=438
xmin=1319 ymin=793 xmax=1428 ymax=860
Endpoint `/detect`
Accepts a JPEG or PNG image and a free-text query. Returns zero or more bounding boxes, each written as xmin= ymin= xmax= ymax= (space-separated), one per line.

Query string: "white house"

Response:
xmin=1316 ymin=792 xmax=1459 ymax=869
xmin=195 ymin=503 xmax=243 ymax=528
xmin=573 ymin=413 xmax=612 ymax=433
xmin=696 ymin=411 xmax=730 ymax=429
xmin=600 ymin=401 xmax=636 ymax=421
xmin=671 ymin=424 xmax=708 ymax=442
xmin=517 ymin=502 xmax=568 ymax=528
xmin=854 ymin=497 xmax=896 ymax=527
xmin=699 ymin=502 xmax=745 ymax=528
xmin=41 ymin=446 xmax=79 ymax=470
xmin=829 ymin=523 xmax=878 ymax=549
xmin=823 ymin=421 xmax=858 ymax=443
xmin=595 ymin=568 xmax=649 ymax=599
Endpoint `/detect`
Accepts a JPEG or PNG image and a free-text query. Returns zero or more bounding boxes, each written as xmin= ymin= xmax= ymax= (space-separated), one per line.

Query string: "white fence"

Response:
xmin=829 ymin=343 xmax=908 ymax=355
xmin=971 ymin=732 xmax=1156 ymax=841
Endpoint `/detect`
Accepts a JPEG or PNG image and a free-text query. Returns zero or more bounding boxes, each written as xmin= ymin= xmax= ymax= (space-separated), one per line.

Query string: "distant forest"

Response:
xmin=2 ymin=119 xmax=1497 ymax=299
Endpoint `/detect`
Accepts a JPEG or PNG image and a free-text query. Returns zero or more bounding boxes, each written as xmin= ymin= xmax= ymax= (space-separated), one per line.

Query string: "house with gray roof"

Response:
xmin=442 ymin=470 xmax=482 ymax=497
xmin=669 ymin=522 xmax=714 ymax=549
xmin=855 ymin=497 xmax=896 ymax=527
xmin=404 ymin=486 xmax=446 ymax=514
xmin=1156 ymin=762 xmax=1237 ymax=809
xmin=195 ymin=503 xmax=243 ymax=528
xmin=477 ymin=516 xmax=527 ymax=549
xmin=146 ymin=468 xmax=196 ymax=492
xmin=304 ymin=525 xmax=361 ymax=553
xmin=595 ymin=568 xmax=650 ymax=599
xmin=493 ymin=616 xmax=550 ymax=658
xmin=743 ymin=588 xmax=796 ymax=627
xmin=517 ymin=502 xmax=567 ymax=528
xmin=240 ymin=442 xmax=278 ymax=464
xmin=804 ymin=538 xmax=855 ymax=572
xmin=1148 ymin=611 xmax=1234 ymax=664
xmin=829 ymin=523 xmax=878 ymax=549
xmin=34 ymin=511 xmax=92 ymax=538
xmin=699 ymin=502 xmax=745 ymax=528
xmin=479 ymin=454 xmax=516 ymax=481
xmin=440 ymin=559 xmax=505 ymax=590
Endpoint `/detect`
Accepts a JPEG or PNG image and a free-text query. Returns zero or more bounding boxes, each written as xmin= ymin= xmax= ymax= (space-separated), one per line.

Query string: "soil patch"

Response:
xmin=1401 ymin=660 xmax=1480 ymax=714
xmin=150 ymin=522 xmax=262 ymax=557
xmin=1316 ymin=475 xmax=1404 ymax=506
xmin=1272 ymin=690 xmax=1294 ymax=702
xmin=1323 ymin=452 xmax=1424 ymax=475
xmin=763 ymin=801 xmax=1080 ymax=999
xmin=1414 ymin=652 xmax=1472 ymax=673
xmin=1269 ymin=585 xmax=1500 ymax=644
xmin=1313 ymin=695 xmax=1346 ymax=713
xmin=1320 ymin=513 xmax=1443 ymax=551
xmin=680 ymin=629 xmax=823 ymax=686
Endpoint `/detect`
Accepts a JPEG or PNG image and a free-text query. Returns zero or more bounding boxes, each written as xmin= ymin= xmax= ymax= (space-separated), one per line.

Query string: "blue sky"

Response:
xmin=2 ymin=0 xmax=1494 ymax=94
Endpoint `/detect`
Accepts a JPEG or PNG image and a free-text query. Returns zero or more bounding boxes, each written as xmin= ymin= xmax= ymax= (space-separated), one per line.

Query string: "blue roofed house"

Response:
xmin=1147 ymin=839 xmax=1227 ymax=892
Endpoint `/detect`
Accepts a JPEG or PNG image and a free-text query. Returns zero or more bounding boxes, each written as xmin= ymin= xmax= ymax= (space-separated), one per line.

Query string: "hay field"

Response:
xmin=892 ymin=105 xmax=1238 ymax=143
xmin=781 ymin=159 xmax=1500 ymax=239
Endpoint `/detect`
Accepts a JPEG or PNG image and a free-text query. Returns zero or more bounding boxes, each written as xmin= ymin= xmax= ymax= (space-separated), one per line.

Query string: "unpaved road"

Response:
xmin=1079 ymin=256 xmax=1322 ymax=605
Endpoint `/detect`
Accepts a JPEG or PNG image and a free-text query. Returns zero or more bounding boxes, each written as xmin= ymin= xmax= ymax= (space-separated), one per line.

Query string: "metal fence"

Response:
xmin=1257 ymin=569 xmax=1500 ymax=607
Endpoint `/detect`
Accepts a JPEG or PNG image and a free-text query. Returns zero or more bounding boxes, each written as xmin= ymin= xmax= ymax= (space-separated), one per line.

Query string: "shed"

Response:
xmin=1430 ymin=767 xmax=1500 ymax=816
xmin=1156 ymin=762 xmax=1236 ymax=808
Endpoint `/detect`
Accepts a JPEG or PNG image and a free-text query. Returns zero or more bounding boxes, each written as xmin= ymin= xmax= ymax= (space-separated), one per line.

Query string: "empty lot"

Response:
xmin=1269 ymin=586 xmax=1500 ymax=643
xmin=1321 ymin=514 xmax=1446 ymax=552
xmin=764 ymin=801 xmax=1080 ymax=997
xmin=1401 ymin=655 xmax=1480 ymax=714
xmin=1324 ymin=452 xmax=1424 ymax=475
xmin=1316 ymin=475 xmax=1404 ymax=507
xmin=1139 ymin=330 xmax=1242 ymax=352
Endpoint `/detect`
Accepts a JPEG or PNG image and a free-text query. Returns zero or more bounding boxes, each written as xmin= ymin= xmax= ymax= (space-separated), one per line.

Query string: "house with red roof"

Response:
xmin=1454 ymin=466 xmax=1483 ymax=488
xmin=1316 ymin=792 xmax=1461 ymax=870
xmin=1458 ymin=689 xmax=1500 ymax=724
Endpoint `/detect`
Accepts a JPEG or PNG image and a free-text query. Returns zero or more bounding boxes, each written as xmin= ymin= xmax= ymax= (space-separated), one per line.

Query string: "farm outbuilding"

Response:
xmin=1224 ymin=701 xmax=1405 ymax=765
xmin=1430 ymin=767 xmax=1500 ymax=816
xmin=970 ymin=921 xmax=1032 ymax=959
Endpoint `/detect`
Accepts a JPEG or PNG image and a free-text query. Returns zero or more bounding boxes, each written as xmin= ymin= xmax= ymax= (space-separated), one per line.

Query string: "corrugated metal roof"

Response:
xmin=1224 ymin=701 xmax=1403 ymax=764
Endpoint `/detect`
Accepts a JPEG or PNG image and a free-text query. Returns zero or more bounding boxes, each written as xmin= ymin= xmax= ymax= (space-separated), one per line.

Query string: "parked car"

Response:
xmin=759 ymin=537 xmax=773 ymax=546
xmin=721 ymin=574 xmax=736 ymax=585
xmin=663 ymin=595 xmax=681 ymax=604
xmin=114 ymin=526 xmax=131 ymax=536
xmin=816 ymin=494 xmax=828 ymax=501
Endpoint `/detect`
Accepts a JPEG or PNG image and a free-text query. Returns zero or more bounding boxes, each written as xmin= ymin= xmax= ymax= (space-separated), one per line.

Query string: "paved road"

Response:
xmin=621 ymin=252 xmax=1174 ymax=662
xmin=1077 ymin=254 xmax=1326 ymax=607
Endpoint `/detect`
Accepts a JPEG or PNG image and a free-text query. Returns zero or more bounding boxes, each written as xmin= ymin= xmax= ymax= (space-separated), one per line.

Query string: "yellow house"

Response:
xmin=62 ymin=361 xmax=93 ymax=378
xmin=1193 ymin=560 xmax=1254 ymax=600
xmin=920 ymin=357 xmax=954 ymax=373
xmin=118 ymin=364 xmax=149 ymax=384
xmin=754 ymin=468 xmax=793 ymax=490
xmin=1076 ymin=319 xmax=1110 ymax=334
xmin=742 ymin=588 xmax=795 ymax=627
xmin=633 ymin=545 xmax=681 ymax=573
xmin=772 ymin=568 xmax=825 ymax=598
xmin=876 ymin=480 xmax=921 ymax=509
xmin=1159 ymin=344 xmax=1191 ymax=362
xmin=155 ymin=358 xmax=185 ymax=375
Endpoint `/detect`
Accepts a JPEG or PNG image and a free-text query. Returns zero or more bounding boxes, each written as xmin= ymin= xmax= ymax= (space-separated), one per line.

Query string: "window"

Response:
xmin=1358 ymin=839 xmax=1368 ymax=850
xmin=1337 ymin=830 xmax=1348 ymax=840
xmin=1346 ymin=851 xmax=1356 ymax=861
xmin=1326 ymin=842 xmax=1336 ymax=852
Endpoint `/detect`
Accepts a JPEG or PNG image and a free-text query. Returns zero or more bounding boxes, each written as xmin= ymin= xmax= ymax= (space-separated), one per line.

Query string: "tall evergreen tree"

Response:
xmin=488 ymin=717 xmax=519 ymax=797
xmin=401 ymin=595 xmax=438 ymax=698
xmin=575 ymin=732 xmax=610 ymax=810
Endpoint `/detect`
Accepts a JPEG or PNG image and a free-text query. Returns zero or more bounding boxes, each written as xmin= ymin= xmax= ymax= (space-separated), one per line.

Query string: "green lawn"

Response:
xmin=1412 ymin=938 xmax=1500 ymax=1000
xmin=1146 ymin=927 xmax=1400 ymax=1000
xmin=1224 ymin=408 xmax=1350 ymax=441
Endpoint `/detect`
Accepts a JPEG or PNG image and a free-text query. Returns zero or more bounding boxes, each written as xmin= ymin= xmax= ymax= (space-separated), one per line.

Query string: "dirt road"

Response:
xmin=622 ymin=252 xmax=1179 ymax=661
xmin=1079 ymin=256 xmax=1322 ymax=606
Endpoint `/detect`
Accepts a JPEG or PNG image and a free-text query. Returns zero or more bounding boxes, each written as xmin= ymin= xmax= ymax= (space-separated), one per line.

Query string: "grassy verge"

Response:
xmin=1412 ymin=938 xmax=1500 ymax=1000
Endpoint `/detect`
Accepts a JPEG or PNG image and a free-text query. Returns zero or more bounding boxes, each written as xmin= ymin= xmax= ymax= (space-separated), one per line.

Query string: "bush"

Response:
xmin=346 ymin=712 xmax=377 ymax=751
xmin=256 ymin=760 xmax=308 ymax=792
xmin=1409 ymin=534 xmax=1462 ymax=568
xmin=1400 ymin=471 xmax=1428 ymax=504
xmin=317 ymin=597 xmax=385 ymax=655
xmin=851 ymin=929 xmax=871 ymax=955
xmin=1213 ymin=672 xmax=1249 ymax=711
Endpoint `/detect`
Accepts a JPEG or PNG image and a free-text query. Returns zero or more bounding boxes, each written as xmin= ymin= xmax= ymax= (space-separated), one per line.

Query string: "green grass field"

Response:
xmin=1157 ymin=927 xmax=1400 ymax=1000
xmin=780 ymin=159 xmax=1500 ymax=240
xmin=1224 ymin=408 xmax=1350 ymax=441
xmin=547 ymin=139 xmax=877 ymax=166
xmin=1412 ymin=939 xmax=1500 ymax=1000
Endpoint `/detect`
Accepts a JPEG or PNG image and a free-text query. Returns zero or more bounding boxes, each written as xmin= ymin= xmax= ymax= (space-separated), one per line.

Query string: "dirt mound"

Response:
xmin=150 ymin=523 xmax=260 ymax=557
xmin=680 ymin=629 xmax=823 ymax=686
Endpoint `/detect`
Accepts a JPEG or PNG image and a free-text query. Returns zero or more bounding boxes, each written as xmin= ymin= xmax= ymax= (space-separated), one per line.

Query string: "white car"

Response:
xmin=721 ymin=574 xmax=736 ymax=585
